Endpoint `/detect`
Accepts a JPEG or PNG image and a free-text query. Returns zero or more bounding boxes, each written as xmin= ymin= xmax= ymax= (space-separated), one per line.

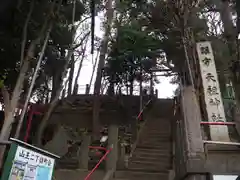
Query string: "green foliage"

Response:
xmin=104 ymin=22 xmax=162 ymax=86
xmin=0 ymin=0 xmax=85 ymax=101
xmin=104 ymin=0 xmax=214 ymax=90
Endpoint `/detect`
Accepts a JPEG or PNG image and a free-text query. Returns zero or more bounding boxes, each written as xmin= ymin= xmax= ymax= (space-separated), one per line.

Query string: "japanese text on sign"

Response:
xmin=196 ymin=41 xmax=226 ymax=123
xmin=8 ymin=145 xmax=55 ymax=180
xmin=15 ymin=146 xmax=54 ymax=167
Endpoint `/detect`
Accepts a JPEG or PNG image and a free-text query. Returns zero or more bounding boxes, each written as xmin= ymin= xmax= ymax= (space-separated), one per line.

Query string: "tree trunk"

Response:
xmin=0 ymin=9 xmax=53 ymax=163
xmin=73 ymin=34 xmax=89 ymax=91
xmin=35 ymin=0 xmax=79 ymax=145
xmin=36 ymin=50 xmax=75 ymax=147
xmin=89 ymin=49 xmax=100 ymax=88
xmin=214 ymin=0 xmax=240 ymax=104
xmin=92 ymin=0 xmax=114 ymax=136
xmin=130 ymin=80 xmax=133 ymax=95
xmin=15 ymin=26 xmax=52 ymax=139
xmin=0 ymin=36 xmax=41 ymax=164
xmin=68 ymin=54 xmax=75 ymax=96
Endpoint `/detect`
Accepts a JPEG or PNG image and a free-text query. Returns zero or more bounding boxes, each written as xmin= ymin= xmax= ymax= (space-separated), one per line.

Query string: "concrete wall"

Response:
xmin=205 ymin=144 xmax=240 ymax=175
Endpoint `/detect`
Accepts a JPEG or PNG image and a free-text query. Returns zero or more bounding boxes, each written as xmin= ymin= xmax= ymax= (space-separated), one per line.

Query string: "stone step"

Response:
xmin=133 ymin=149 xmax=171 ymax=156
xmin=132 ymin=153 xmax=171 ymax=160
xmin=130 ymin=157 xmax=171 ymax=165
xmin=142 ymin=126 xmax=171 ymax=131
xmin=133 ymin=149 xmax=171 ymax=157
xmin=138 ymin=137 xmax=171 ymax=143
xmin=136 ymin=144 xmax=171 ymax=150
xmin=137 ymin=142 xmax=171 ymax=147
xmin=136 ymin=146 xmax=171 ymax=151
xmin=54 ymin=169 xmax=105 ymax=180
xmin=138 ymin=141 xmax=172 ymax=146
xmin=56 ymin=159 xmax=79 ymax=169
xmin=128 ymin=161 xmax=171 ymax=171
xmin=134 ymin=150 xmax=170 ymax=156
xmin=115 ymin=170 xmax=169 ymax=180
xmin=144 ymin=120 xmax=171 ymax=124
xmin=140 ymin=129 xmax=171 ymax=133
xmin=139 ymin=134 xmax=171 ymax=139
xmin=145 ymin=119 xmax=171 ymax=122
xmin=143 ymin=126 xmax=171 ymax=130
xmin=129 ymin=163 xmax=171 ymax=169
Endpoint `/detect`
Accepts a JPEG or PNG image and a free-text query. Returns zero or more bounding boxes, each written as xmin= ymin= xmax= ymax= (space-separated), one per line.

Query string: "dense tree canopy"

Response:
xmin=0 ymin=0 xmax=86 ymax=102
xmin=0 ymin=0 xmax=240 ymax=148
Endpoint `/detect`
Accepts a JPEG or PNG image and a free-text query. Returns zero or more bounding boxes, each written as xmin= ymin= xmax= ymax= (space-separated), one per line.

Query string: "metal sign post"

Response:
xmin=0 ymin=138 xmax=60 ymax=180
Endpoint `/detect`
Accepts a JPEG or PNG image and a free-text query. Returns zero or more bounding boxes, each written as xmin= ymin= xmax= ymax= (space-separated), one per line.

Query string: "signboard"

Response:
xmin=1 ymin=139 xmax=57 ymax=180
xmin=196 ymin=41 xmax=230 ymax=141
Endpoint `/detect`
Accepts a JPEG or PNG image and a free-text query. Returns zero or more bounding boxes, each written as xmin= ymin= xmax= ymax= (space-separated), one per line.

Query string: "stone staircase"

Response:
xmin=114 ymin=99 xmax=173 ymax=180
xmin=53 ymin=99 xmax=173 ymax=180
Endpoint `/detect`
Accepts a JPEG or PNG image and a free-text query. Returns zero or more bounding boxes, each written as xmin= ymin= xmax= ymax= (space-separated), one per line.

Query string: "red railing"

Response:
xmin=200 ymin=121 xmax=240 ymax=145
xmin=84 ymin=146 xmax=112 ymax=180
xmin=136 ymin=99 xmax=152 ymax=120
xmin=84 ymin=98 xmax=152 ymax=180
xmin=24 ymin=105 xmax=43 ymax=142
xmin=200 ymin=121 xmax=236 ymax=126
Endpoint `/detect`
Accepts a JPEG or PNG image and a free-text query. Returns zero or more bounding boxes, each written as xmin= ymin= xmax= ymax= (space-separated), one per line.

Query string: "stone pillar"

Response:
xmin=44 ymin=126 xmax=69 ymax=157
xmin=181 ymin=86 xmax=205 ymax=172
xmin=78 ymin=134 xmax=91 ymax=169
xmin=117 ymin=142 xmax=126 ymax=169
xmin=106 ymin=124 xmax=119 ymax=171
xmin=234 ymin=105 xmax=240 ymax=137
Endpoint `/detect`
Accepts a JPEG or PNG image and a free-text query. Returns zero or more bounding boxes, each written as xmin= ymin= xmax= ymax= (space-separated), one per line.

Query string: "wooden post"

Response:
xmin=155 ymin=89 xmax=158 ymax=98
xmin=106 ymin=124 xmax=118 ymax=171
xmin=139 ymin=66 xmax=143 ymax=112
xmin=150 ymin=72 xmax=154 ymax=96
xmin=78 ymin=134 xmax=91 ymax=169
xmin=85 ymin=84 xmax=90 ymax=94
xmin=73 ymin=84 xmax=79 ymax=95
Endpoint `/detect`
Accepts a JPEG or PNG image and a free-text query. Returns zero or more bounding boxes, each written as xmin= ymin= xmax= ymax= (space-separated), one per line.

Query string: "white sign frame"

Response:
xmin=9 ymin=145 xmax=55 ymax=180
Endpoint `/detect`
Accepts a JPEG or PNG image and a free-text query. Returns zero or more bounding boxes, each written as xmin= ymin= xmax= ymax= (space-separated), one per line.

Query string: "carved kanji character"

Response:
xmin=207 ymin=86 xmax=219 ymax=96
xmin=200 ymin=46 xmax=210 ymax=55
xmin=202 ymin=57 xmax=212 ymax=66
xmin=209 ymin=98 xmax=220 ymax=106
xmin=206 ymin=73 xmax=216 ymax=82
